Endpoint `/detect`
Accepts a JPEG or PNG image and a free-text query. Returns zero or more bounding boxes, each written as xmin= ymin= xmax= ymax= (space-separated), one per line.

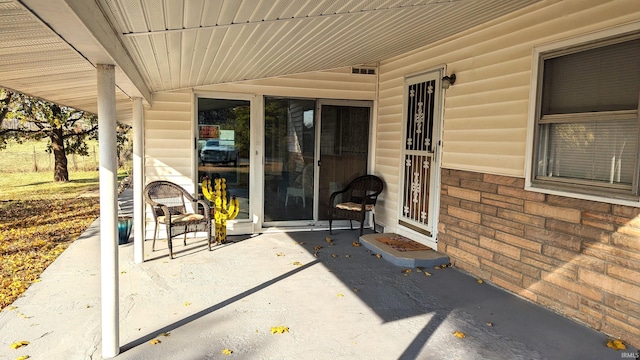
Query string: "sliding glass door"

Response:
xmin=263 ymin=98 xmax=316 ymax=224
xmin=317 ymin=101 xmax=371 ymax=221
xmin=263 ymin=97 xmax=371 ymax=228
xmin=196 ymin=98 xmax=251 ymax=222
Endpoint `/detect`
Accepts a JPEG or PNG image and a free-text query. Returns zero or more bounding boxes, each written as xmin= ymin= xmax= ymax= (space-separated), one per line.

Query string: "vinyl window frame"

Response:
xmin=525 ymin=26 xmax=640 ymax=205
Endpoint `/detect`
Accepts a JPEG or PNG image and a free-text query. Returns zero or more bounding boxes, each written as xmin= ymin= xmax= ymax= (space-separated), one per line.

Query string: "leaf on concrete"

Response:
xmin=337 ymin=293 xmax=344 ymax=298
xmin=352 ymin=241 xmax=361 ymax=247
xmin=183 ymin=301 xmax=191 ymax=306
xmin=401 ymin=269 xmax=412 ymax=274
xmin=16 ymin=356 xmax=30 ymax=360
xmin=271 ymin=326 xmax=289 ymax=334
xmin=221 ymin=349 xmax=233 ymax=355
xmin=331 ymin=254 xmax=338 ymax=258
xmin=423 ymin=271 xmax=432 ymax=277
xmin=453 ymin=331 xmax=466 ymax=339
xmin=292 ymin=261 xmax=303 ymax=266
xmin=149 ymin=339 xmax=161 ymax=345
xmin=476 ymin=278 xmax=484 ymax=284
xmin=606 ymin=339 xmax=626 ymax=351
xmin=325 ymin=237 xmax=333 ymax=243
xmin=160 ymin=332 xmax=171 ymax=337
xmin=313 ymin=245 xmax=323 ymax=251
xmin=375 ymin=254 xmax=382 ymax=259
xmin=485 ymin=322 xmax=493 ymax=327
xmin=276 ymin=252 xmax=285 ymax=257
xmin=10 ymin=341 xmax=29 ymax=349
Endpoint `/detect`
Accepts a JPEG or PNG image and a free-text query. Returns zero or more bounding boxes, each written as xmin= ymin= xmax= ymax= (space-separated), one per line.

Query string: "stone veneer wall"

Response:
xmin=438 ymin=169 xmax=640 ymax=347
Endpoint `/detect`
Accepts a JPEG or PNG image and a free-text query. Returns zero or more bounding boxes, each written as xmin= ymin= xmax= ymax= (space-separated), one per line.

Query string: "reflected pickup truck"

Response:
xmin=199 ymin=139 xmax=238 ymax=166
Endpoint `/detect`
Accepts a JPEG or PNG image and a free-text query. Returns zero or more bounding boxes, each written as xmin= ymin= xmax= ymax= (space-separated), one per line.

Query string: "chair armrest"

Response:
xmin=329 ymin=188 xmax=349 ymax=206
xmin=363 ymin=194 xmax=379 ymax=205
xmin=195 ymin=199 xmax=212 ymax=221
xmin=155 ymin=204 xmax=172 ymax=221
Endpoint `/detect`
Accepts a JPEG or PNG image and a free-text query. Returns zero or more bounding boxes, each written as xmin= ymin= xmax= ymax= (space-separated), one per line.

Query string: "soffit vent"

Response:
xmin=351 ymin=67 xmax=376 ymax=75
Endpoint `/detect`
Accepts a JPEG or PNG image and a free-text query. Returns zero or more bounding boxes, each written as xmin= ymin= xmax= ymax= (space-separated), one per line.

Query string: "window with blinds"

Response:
xmin=532 ymin=34 xmax=640 ymax=199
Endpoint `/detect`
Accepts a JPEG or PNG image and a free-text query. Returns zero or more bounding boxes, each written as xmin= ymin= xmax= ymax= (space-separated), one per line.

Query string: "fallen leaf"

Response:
xmin=120 ymin=271 xmax=126 ymax=274
xmin=606 ymin=339 xmax=626 ymax=351
xmin=424 ymin=271 xmax=432 ymax=277
xmin=476 ymin=278 xmax=484 ymax=284
xmin=440 ymin=263 xmax=448 ymax=268
xmin=276 ymin=252 xmax=285 ymax=257
xmin=10 ymin=341 xmax=29 ymax=349
xmin=331 ymin=254 xmax=338 ymax=258
xmin=326 ymin=237 xmax=333 ymax=243
xmin=160 ymin=332 xmax=171 ymax=337
xmin=401 ymin=269 xmax=412 ymax=274
xmin=183 ymin=302 xmax=191 ymax=306
xmin=5 ymin=306 xmax=17 ymax=311
xmin=16 ymin=356 xmax=30 ymax=360
xmin=415 ymin=267 xmax=423 ymax=272
xmin=453 ymin=331 xmax=466 ymax=339
xmin=375 ymin=254 xmax=382 ymax=259
xmin=345 ymin=254 xmax=351 ymax=258
xmin=352 ymin=241 xmax=361 ymax=247
xmin=353 ymin=288 xmax=360 ymax=293
xmin=292 ymin=261 xmax=303 ymax=266
xmin=337 ymin=293 xmax=344 ymax=297
xmin=221 ymin=349 xmax=233 ymax=355
xmin=299 ymin=242 xmax=306 ymax=245
xmin=314 ymin=245 xmax=323 ymax=251
xmin=149 ymin=339 xmax=161 ymax=345
xmin=271 ymin=326 xmax=289 ymax=334
xmin=485 ymin=322 xmax=493 ymax=327
xmin=434 ymin=266 xmax=441 ymax=270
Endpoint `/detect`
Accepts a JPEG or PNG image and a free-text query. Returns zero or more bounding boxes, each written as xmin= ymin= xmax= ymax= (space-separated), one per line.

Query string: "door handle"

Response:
xmin=317 ymin=160 xmax=322 ymax=167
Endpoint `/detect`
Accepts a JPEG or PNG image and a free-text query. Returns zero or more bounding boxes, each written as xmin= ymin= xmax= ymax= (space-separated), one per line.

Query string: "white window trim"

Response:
xmin=524 ymin=22 xmax=640 ymax=208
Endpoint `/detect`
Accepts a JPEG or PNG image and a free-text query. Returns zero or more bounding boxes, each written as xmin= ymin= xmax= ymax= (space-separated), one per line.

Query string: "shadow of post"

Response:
xmin=119 ymin=259 xmax=320 ymax=353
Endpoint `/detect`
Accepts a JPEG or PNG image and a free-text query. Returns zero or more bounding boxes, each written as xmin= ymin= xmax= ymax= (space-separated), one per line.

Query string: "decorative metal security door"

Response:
xmin=399 ymin=72 xmax=441 ymax=246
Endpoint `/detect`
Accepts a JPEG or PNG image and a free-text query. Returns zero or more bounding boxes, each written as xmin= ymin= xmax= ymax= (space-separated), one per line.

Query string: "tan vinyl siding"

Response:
xmin=144 ymin=89 xmax=193 ymax=189
xmin=375 ymin=0 xmax=640 ymax=231
xmin=195 ymin=67 xmax=376 ymax=100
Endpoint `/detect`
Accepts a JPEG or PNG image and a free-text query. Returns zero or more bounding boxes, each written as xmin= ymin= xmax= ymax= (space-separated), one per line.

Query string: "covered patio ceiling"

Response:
xmin=0 ymin=0 xmax=539 ymax=122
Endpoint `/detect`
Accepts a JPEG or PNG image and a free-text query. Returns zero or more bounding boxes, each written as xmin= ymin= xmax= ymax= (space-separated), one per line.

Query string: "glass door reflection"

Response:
xmin=263 ymin=98 xmax=316 ymax=223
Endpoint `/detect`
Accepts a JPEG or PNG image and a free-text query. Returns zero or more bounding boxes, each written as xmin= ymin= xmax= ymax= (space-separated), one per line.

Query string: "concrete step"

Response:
xmin=359 ymin=233 xmax=449 ymax=268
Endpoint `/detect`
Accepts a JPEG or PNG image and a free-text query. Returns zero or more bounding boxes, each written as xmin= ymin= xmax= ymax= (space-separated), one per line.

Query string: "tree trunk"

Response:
xmin=51 ymin=128 xmax=69 ymax=182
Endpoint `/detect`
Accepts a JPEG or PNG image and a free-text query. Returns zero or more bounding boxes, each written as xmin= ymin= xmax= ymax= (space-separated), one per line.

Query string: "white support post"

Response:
xmin=132 ymin=97 xmax=145 ymax=263
xmin=97 ymin=64 xmax=119 ymax=358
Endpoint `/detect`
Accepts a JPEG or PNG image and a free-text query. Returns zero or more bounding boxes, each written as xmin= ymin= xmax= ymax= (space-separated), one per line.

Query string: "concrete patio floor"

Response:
xmin=0 ymin=193 xmax=636 ymax=359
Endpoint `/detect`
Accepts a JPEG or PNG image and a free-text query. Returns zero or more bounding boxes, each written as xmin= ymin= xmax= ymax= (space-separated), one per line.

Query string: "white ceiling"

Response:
xmin=0 ymin=0 xmax=539 ymax=122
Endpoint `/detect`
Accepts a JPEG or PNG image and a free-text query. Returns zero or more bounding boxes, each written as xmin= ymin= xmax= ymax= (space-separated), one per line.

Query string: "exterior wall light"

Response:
xmin=442 ymin=74 xmax=456 ymax=89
